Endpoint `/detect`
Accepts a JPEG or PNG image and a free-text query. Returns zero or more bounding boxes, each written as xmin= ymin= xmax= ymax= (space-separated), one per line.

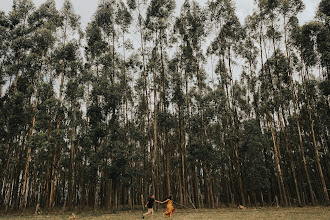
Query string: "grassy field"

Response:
xmin=0 ymin=207 xmax=329 ymax=219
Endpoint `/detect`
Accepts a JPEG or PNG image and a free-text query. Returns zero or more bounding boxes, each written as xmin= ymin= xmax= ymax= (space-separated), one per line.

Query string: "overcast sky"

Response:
xmin=0 ymin=0 xmax=322 ymax=29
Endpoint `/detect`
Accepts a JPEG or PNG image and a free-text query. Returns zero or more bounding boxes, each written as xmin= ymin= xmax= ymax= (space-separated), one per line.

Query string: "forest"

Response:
xmin=0 ymin=0 xmax=329 ymax=212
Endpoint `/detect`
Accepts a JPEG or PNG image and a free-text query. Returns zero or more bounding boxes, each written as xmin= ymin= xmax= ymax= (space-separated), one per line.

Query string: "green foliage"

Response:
xmin=86 ymin=22 xmax=108 ymax=58
xmin=61 ymin=0 xmax=81 ymax=31
xmin=145 ymin=0 xmax=176 ymax=31
xmin=116 ymin=0 xmax=132 ymax=31
xmin=317 ymin=0 xmax=330 ymax=24
xmin=299 ymin=22 xmax=323 ymax=67
xmin=240 ymin=120 xmax=270 ymax=191
xmin=94 ymin=0 xmax=115 ymax=36
xmin=127 ymin=0 xmax=137 ymax=10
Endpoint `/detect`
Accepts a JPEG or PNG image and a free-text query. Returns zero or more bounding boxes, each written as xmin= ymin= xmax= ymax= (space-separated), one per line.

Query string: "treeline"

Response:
xmin=0 ymin=0 xmax=329 ymax=212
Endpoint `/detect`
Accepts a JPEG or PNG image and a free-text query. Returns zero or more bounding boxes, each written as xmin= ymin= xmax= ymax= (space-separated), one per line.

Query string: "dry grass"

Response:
xmin=0 ymin=207 xmax=329 ymax=220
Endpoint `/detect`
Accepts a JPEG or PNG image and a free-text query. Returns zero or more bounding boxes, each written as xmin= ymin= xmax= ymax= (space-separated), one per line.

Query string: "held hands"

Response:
xmin=161 ymin=199 xmax=170 ymax=204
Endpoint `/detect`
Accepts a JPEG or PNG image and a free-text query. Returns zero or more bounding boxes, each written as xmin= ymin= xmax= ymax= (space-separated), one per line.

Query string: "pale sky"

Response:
xmin=0 ymin=0 xmax=322 ymax=28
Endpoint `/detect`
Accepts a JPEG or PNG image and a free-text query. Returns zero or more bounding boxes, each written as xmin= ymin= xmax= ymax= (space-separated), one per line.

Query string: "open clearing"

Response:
xmin=0 ymin=207 xmax=329 ymax=220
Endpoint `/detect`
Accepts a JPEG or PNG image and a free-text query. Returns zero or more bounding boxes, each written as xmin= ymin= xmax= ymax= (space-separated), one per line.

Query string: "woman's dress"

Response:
xmin=164 ymin=200 xmax=175 ymax=217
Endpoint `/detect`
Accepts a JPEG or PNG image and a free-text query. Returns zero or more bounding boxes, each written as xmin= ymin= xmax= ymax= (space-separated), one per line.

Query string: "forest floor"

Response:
xmin=0 ymin=206 xmax=329 ymax=219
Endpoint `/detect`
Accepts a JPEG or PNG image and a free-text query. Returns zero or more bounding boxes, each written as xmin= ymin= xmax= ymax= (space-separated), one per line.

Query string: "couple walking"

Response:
xmin=143 ymin=195 xmax=175 ymax=218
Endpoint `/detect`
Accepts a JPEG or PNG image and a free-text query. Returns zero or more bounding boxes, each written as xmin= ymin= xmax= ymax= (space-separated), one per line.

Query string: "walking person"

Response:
xmin=159 ymin=196 xmax=175 ymax=218
xmin=143 ymin=195 xmax=159 ymax=219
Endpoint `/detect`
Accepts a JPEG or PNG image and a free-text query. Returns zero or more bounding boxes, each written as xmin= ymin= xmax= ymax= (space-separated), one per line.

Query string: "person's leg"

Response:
xmin=143 ymin=208 xmax=152 ymax=217
xmin=150 ymin=208 xmax=154 ymax=219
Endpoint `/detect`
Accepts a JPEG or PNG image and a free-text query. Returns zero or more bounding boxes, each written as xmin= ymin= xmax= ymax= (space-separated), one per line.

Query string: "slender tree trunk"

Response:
xmin=283 ymin=16 xmax=315 ymax=205
xmin=139 ymin=14 xmax=151 ymax=202
xmin=21 ymin=51 xmax=44 ymax=210
xmin=266 ymin=109 xmax=288 ymax=206
xmin=206 ymin=164 xmax=214 ymax=208
xmin=277 ymin=111 xmax=302 ymax=205
xmin=112 ymin=31 xmax=115 ymax=82
xmin=152 ymin=51 xmax=158 ymax=197
xmin=305 ymin=84 xmax=329 ymax=204
xmin=50 ymin=51 xmax=66 ymax=209
xmin=68 ymin=101 xmax=77 ymax=209
xmin=165 ymin=131 xmax=171 ymax=196
xmin=293 ymin=90 xmax=315 ymax=205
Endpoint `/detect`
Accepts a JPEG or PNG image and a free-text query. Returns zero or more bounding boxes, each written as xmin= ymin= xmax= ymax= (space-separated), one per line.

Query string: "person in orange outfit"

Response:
xmin=159 ymin=196 xmax=175 ymax=218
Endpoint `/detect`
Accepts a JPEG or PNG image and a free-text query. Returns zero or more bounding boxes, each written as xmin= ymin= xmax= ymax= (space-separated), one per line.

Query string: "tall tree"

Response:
xmin=49 ymin=0 xmax=81 ymax=209
xmin=145 ymin=0 xmax=175 ymax=200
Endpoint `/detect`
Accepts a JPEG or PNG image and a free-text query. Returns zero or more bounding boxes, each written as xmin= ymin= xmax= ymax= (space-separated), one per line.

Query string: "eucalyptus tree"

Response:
xmin=276 ymin=0 xmax=311 ymax=206
xmin=296 ymin=19 xmax=330 ymax=204
xmin=255 ymin=1 xmax=291 ymax=207
xmin=84 ymin=22 xmax=106 ymax=210
xmin=128 ymin=2 xmax=153 ymax=205
xmin=49 ymin=0 xmax=82 ymax=209
xmin=172 ymin=0 xmax=208 ymax=207
xmin=94 ymin=0 xmax=118 ymax=82
xmin=206 ymin=84 xmax=229 ymax=206
xmin=168 ymin=55 xmax=186 ymax=202
xmin=0 ymin=0 xmax=36 ymax=211
xmin=208 ymin=0 xmax=246 ymax=207
xmin=122 ymin=53 xmax=145 ymax=209
xmin=272 ymin=49 xmax=302 ymax=205
xmin=248 ymin=0 xmax=301 ymax=206
xmin=132 ymin=57 xmax=151 ymax=204
xmin=316 ymin=0 xmax=330 ymax=82
xmin=5 ymin=0 xmax=35 ymax=92
xmin=62 ymin=44 xmax=84 ymax=209
xmin=298 ymin=72 xmax=329 ymax=204
xmin=260 ymin=49 xmax=292 ymax=206
xmin=32 ymin=81 xmax=59 ymax=208
xmin=240 ymin=119 xmax=270 ymax=206
xmin=84 ymin=20 xmax=106 ymax=110
xmin=85 ymin=6 xmax=111 ymax=208
xmin=20 ymin=0 xmax=60 ymax=210
xmin=0 ymin=11 xmax=8 ymax=94
xmin=0 ymin=11 xmax=9 ymax=207
xmin=309 ymin=0 xmax=330 ymax=97
xmin=84 ymin=0 xmax=134 ymax=209
xmin=241 ymin=12 xmax=279 ymax=206
xmin=116 ymin=0 xmax=132 ymax=88
xmin=278 ymin=0 xmax=330 ymax=205
xmin=239 ymin=17 xmax=259 ymax=119
xmin=315 ymin=0 xmax=330 ymax=196
xmin=115 ymin=2 xmax=135 ymax=207
xmin=144 ymin=0 xmax=175 ymax=199
xmin=275 ymin=0 xmax=329 ymax=206
xmin=123 ymin=0 xmax=153 ymax=202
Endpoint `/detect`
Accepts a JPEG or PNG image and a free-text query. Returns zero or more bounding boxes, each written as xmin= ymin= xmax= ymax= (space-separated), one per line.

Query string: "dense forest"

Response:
xmin=0 ymin=0 xmax=329 ymax=212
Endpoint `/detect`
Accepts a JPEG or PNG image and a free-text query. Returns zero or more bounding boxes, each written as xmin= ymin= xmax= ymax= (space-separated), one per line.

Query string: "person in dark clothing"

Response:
xmin=143 ymin=195 xmax=159 ymax=219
